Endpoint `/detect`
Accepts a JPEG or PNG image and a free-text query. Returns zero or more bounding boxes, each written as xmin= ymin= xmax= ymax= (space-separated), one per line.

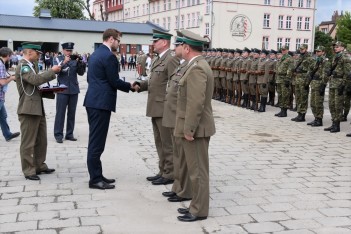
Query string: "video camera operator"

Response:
xmin=53 ymin=42 xmax=86 ymax=143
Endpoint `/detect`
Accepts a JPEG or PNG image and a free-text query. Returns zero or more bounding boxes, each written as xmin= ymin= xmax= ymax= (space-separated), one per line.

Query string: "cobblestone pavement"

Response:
xmin=0 ymin=70 xmax=350 ymax=234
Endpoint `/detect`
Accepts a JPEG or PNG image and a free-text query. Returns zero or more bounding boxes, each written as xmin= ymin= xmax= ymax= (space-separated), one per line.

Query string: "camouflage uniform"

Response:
xmin=267 ymin=51 xmax=277 ymax=106
xmin=275 ymin=50 xmax=293 ymax=117
xmin=291 ymin=47 xmax=314 ymax=122
xmin=308 ymin=50 xmax=330 ymax=127
xmin=324 ymin=43 xmax=351 ymax=132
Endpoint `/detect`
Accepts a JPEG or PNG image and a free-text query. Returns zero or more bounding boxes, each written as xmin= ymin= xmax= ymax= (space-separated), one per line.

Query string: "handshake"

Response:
xmin=130 ymin=81 xmax=141 ymax=92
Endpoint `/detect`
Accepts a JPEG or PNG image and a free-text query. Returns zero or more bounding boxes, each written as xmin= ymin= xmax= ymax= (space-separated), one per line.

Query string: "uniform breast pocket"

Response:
xmin=154 ymin=66 xmax=165 ymax=73
xmin=177 ymin=81 xmax=186 ymax=97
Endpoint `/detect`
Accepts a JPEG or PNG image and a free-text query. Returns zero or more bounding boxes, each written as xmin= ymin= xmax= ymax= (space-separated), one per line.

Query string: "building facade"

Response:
xmin=93 ymin=0 xmax=317 ymax=51
xmin=318 ymin=10 xmax=342 ymax=39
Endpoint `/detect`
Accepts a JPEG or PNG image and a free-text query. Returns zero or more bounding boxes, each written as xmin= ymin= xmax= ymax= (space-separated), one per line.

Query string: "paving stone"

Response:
xmin=37 ymin=202 xmax=75 ymax=211
xmin=279 ymin=219 xmax=322 ymax=229
xmin=20 ymin=196 xmax=55 ymax=205
xmin=274 ymin=230 xmax=315 ymax=234
xmin=243 ymin=222 xmax=285 ymax=233
xmin=311 ymin=227 xmax=351 ymax=234
xmin=39 ymin=218 xmax=80 ymax=229
xmin=226 ymin=205 xmax=264 ymax=215
xmin=0 ymin=213 xmax=17 ymax=224
xmin=314 ymin=217 xmax=351 ymax=227
xmin=18 ymin=211 xmax=59 ymax=221
xmin=286 ymin=210 xmax=324 ymax=219
xmin=319 ymin=208 xmax=351 ymax=217
xmin=260 ymin=203 xmax=296 ymax=212
xmin=0 ymin=205 xmax=35 ymax=215
xmin=60 ymin=208 xmax=98 ymax=218
xmin=250 ymin=212 xmax=290 ymax=222
xmin=0 ymin=221 xmax=37 ymax=232
xmin=15 ymin=230 xmax=57 ymax=234
xmin=60 ymin=226 xmax=101 ymax=234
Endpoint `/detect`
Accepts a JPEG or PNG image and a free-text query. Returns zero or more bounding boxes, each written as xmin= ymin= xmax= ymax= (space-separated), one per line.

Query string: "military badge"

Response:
xmin=21 ymin=65 xmax=30 ymax=74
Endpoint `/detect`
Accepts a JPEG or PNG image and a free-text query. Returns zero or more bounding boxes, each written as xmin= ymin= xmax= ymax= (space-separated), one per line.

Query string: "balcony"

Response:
xmin=107 ymin=4 xmax=123 ymax=12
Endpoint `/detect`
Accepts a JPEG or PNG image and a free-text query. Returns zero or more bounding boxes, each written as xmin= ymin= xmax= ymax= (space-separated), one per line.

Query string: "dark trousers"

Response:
xmin=54 ymin=94 xmax=78 ymax=140
xmin=86 ymin=107 xmax=111 ymax=184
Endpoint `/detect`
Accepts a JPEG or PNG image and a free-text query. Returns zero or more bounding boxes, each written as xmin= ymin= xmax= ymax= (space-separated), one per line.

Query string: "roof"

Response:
xmin=0 ymin=14 xmax=166 ymax=35
xmin=319 ymin=20 xmax=335 ymax=26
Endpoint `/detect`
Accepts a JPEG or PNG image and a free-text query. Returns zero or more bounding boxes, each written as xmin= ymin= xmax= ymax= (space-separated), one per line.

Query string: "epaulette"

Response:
xmin=21 ymin=64 xmax=31 ymax=74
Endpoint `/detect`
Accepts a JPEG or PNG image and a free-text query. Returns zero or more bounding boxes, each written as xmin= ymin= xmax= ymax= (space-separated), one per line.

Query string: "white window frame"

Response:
xmin=205 ymin=23 xmax=210 ymax=35
xmin=279 ymin=0 xmax=284 ymax=6
xmin=277 ymin=38 xmax=283 ymax=50
xmin=297 ymin=16 xmax=302 ymax=30
xmin=262 ymin=36 xmax=269 ymax=50
xmin=298 ymin=0 xmax=303 ymax=7
xmin=296 ymin=38 xmax=301 ymax=50
xmin=305 ymin=17 xmax=310 ymax=30
xmin=285 ymin=38 xmax=291 ymax=49
xmin=288 ymin=0 xmax=292 ymax=7
xmin=306 ymin=0 xmax=311 ymax=8
xmin=264 ymin=0 xmax=271 ymax=5
xmin=278 ymin=15 xmax=284 ymax=29
xmin=263 ymin=13 xmax=270 ymax=28
xmin=181 ymin=15 xmax=184 ymax=28
xmin=192 ymin=13 xmax=196 ymax=27
xmin=286 ymin=16 xmax=292 ymax=29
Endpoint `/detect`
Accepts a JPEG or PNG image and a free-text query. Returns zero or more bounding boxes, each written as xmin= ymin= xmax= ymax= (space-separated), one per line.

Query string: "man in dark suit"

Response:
xmin=54 ymin=42 xmax=86 ymax=143
xmin=83 ymin=28 xmax=138 ymax=190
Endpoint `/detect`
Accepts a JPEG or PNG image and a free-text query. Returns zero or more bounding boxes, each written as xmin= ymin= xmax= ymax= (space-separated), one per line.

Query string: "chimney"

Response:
xmin=39 ymin=9 xmax=52 ymax=19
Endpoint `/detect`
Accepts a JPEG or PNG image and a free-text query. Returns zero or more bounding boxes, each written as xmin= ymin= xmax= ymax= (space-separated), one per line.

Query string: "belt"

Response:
xmin=332 ymin=75 xmax=343 ymax=79
xmin=296 ymin=71 xmax=307 ymax=74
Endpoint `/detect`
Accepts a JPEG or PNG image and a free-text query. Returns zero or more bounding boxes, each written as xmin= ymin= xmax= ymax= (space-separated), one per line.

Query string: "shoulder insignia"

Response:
xmin=193 ymin=62 xmax=198 ymax=67
xmin=21 ymin=65 xmax=31 ymax=74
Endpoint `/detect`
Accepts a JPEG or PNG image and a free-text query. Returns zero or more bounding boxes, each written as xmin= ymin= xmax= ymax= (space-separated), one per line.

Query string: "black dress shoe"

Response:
xmin=146 ymin=174 xmax=161 ymax=181
xmin=37 ymin=168 xmax=55 ymax=175
xmin=89 ymin=181 xmax=115 ymax=190
xmin=56 ymin=139 xmax=63 ymax=143
xmin=177 ymin=208 xmax=190 ymax=214
xmin=168 ymin=195 xmax=192 ymax=202
xmin=6 ymin=132 xmax=20 ymax=142
xmin=102 ymin=176 xmax=115 ymax=184
xmin=177 ymin=213 xmax=207 ymax=222
xmin=25 ymin=175 xmax=40 ymax=180
xmin=162 ymin=191 xmax=176 ymax=197
xmin=152 ymin=177 xmax=174 ymax=185
xmin=65 ymin=137 xmax=77 ymax=141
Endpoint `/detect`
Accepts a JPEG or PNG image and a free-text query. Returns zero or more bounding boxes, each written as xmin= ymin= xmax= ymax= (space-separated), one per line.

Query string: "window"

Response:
xmin=167 ymin=17 xmax=171 ymax=30
xmin=175 ymin=16 xmax=179 ymax=28
xmin=277 ymin=38 xmax=283 ymax=49
xmin=305 ymin=17 xmax=310 ymax=30
xmin=321 ymin=28 xmax=328 ymax=33
xmin=288 ymin=0 xmax=292 ymax=6
xmin=306 ymin=0 xmax=311 ymax=8
xmin=263 ymin=14 xmax=270 ymax=28
xmin=163 ymin=18 xmax=166 ymax=28
xmin=192 ymin=0 xmax=196 ymax=5
xmin=181 ymin=0 xmax=185 ymax=7
xmin=127 ymin=44 xmax=131 ymax=53
xmin=197 ymin=0 xmax=200 ymax=4
xmin=264 ymin=0 xmax=271 ymax=5
xmin=296 ymin=38 xmax=301 ymax=50
xmin=297 ymin=16 xmax=302 ymax=30
xmin=157 ymin=1 xmax=160 ymax=12
xmin=196 ymin=12 xmax=200 ymax=26
xmin=278 ymin=15 xmax=284 ymax=29
xmin=298 ymin=0 xmax=303 ymax=7
xmin=156 ymin=18 xmax=159 ymax=25
xmin=304 ymin=39 xmax=309 ymax=45
xmin=133 ymin=7 xmax=135 ymax=17
xmin=163 ymin=0 xmax=166 ymax=11
xmin=187 ymin=0 xmax=191 ymax=6
xmin=146 ymin=3 xmax=149 ymax=14
xmin=262 ymin=37 xmax=269 ymax=49
xmin=286 ymin=16 xmax=292 ymax=29
xmin=206 ymin=0 xmax=210 ymax=14
xmin=285 ymin=38 xmax=291 ymax=49
xmin=142 ymin=4 xmax=145 ymax=15
xmin=176 ymin=0 xmax=180 ymax=8
xmin=205 ymin=23 xmax=209 ymax=35
xmin=168 ymin=0 xmax=172 ymax=10
xmin=192 ymin=13 xmax=196 ymax=27
xmin=152 ymin=2 xmax=155 ymax=13
xmin=187 ymin=13 xmax=190 ymax=27
xmin=181 ymin=15 xmax=184 ymax=28
xmin=136 ymin=5 xmax=139 ymax=16
xmin=279 ymin=0 xmax=284 ymax=6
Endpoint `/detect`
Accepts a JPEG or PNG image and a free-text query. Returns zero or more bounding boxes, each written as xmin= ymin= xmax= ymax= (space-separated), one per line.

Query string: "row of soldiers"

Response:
xmin=204 ymin=42 xmax=351 ymax=136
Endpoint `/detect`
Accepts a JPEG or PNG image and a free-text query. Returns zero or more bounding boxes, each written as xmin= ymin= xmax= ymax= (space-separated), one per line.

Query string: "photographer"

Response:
xmin=53 ymin=42 xmax=86 ymax=143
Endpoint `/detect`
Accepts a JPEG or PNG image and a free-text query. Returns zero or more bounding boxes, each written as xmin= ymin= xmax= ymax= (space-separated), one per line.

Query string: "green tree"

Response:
xmin=336 ymin=11 xmax=351 ymax=45
xmin=33 ymin=0 xmax=86 ymax=20
xmin=314 ymin=30 xmax=333 ymax=57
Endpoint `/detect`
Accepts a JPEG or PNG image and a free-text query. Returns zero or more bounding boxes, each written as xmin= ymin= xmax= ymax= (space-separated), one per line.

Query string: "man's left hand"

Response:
xmin=184 ymin=134 xmax=194 ymax=141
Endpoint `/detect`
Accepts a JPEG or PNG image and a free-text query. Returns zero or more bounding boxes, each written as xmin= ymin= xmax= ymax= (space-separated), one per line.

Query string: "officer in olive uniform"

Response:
xmin=233 ymin=49 xmax=243 ymax=106
xmin=267 ymin=50 xmax=277 ymax=106
xmin=307 ymin=46 xmax=330 ymax=127
xmin=213 ymin=48 xmax=223 ymax=100
xmin=174 ymin=30 xmax=215 ymax=222
xmin=225 ymin=49 xmax=235 ymax=104
xmin=324 ymin=41 xmax=351 ymax=133
xmin=137 ymin=30 xmax=180 ymax=185
xmin=15 ymin=42 xmax=61 ymax=180
xmin=161 ymin=32 xmax=192 ymax=202
xmin=248 ymin=48 xmax=260 ymax=110
xmin=257 ymin=49 xmax=269 ymax=112
xmin=239 ymin=47 xmax=251 ymax=108
xmin=290 ymin=44 xmax=314 ymax=122
xmin=275 ymin=46 xmax=293 ymax=117
xmin=218 ymin=49 xmax=228 ymax=102
xmin=53 ymin=42 xmax=86 ymax=143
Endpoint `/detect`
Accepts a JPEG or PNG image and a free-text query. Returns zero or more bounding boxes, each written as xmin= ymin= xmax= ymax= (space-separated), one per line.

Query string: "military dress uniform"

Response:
xmin=213 ymin=49 xmax=223 ymax=100
xmin=291 ymin=44 xmax=314 ymax=122
xmin=225 ymin=50 xmax=235 ymax=103
xmin=257 ymin=50 xmax=269 ymax=112
xmin=15 ymin=42 xmax=58 ymax=179
xmin=307 ymin=46 xmax=330 ymax=127
xmin=239 ymin=48 xmax=252 ymax=108
xmin=218 ymin=49 xmax=228 ymax=102
xmin=267 ymin=50 xmax=277 ymax=106
xmin=233 ymin=50 xmax=243 ymax=106
xmin=174 ymin=30 xmax=215 ymax=222
xmin=324 ymin=41 xmax=351 ymax=133
xmin=138 ymin=30 xmax=180 ymax=184
xmin=248 ymin=49 xmax=260 ymax=110
xmin=53 ymin=42 xmax=86 ymax=143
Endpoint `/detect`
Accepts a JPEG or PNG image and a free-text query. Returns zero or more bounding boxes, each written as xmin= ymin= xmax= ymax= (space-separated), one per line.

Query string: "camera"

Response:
xmin=70 ymin=54 xmax=82 ymax=61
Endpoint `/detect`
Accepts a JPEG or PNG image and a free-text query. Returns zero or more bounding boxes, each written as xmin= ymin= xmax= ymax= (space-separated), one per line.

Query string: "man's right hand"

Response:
xmin=51 ymin=65 xmax=61 ymax=73
xmin=284 ymin=80 xmax=290 ymax=88
xmin=319 ymin=84 xmax=326 ymax=96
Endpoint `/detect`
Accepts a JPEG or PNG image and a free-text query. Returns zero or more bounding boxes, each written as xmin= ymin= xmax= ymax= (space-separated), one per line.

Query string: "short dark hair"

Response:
xmin=103 ymin=28 xmax=122 ymax=42
xmin=187 ymin=44 xmax=203 ymax=52
xmin=0 ymin=47 xmax=13 ymax=57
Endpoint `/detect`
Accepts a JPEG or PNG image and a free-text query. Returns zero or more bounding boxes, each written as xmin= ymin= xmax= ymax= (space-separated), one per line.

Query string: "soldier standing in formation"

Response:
xmin=248 ymin=49 xmax=260 ymax=110
xmin=239 ymin=48 xmax=251 ymax=108
xmin=233 ymin=49 xmax=243 ymax=106
xmin=291 ymin=44 xmax=314 ymax=122
xmin=307 ymin=46 xmax=330 ymax=127
xmin=324 ymin=41 xmax=351 ymax=133
xmin=257 ymin=49 xmax=269 ymax=112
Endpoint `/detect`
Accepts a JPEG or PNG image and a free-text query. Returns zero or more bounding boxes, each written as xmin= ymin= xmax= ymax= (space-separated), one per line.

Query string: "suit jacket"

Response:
xmin=15 ymin=59 xmax=56 ymax=116
xmin=174 ymin=56 xmax=216 ymax=138
xmin=83 ymin=44 xmax=131 ymax=112
xmin=139 ymin=49 xmax=180 ymax=117
xmin=162 ymin=60 xmax=188 ymax=128
xmin=54 ymin=55 xmax=85 ymax=94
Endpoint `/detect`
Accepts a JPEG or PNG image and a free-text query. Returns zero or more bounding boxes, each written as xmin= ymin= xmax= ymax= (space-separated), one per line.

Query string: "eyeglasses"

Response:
xmin=113 ymin=37 xmax=121 ymax=43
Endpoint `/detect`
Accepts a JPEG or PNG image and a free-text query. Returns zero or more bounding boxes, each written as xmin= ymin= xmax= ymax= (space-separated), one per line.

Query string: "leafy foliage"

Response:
xmin=314 ymin=30 xmax=333 ymax=57
xmin=33 ymin=0 xmax=86 ymax=20
xmin=336 ymin=11 xmax=351 ymax=45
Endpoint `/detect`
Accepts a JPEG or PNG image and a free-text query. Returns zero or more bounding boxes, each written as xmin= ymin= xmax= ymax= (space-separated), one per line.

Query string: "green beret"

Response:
xmin=21 ymin=41 xmax=43 ymax=53
xmin=179 ymin=29 xmax=207 ymax=47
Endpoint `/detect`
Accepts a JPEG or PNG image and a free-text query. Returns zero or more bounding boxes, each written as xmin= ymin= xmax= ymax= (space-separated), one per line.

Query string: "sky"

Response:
xmin=0 ymin=0 xmax=350 ymax=25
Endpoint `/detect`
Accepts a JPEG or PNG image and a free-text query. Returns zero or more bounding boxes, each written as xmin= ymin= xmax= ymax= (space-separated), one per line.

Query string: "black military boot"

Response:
xmin=340 ymin=111 xmax=348 ymax=122
xmin=330 ymin=121 xmax=340 ymax=133
xmin=324 ymin=122 xmax=335 ymax=131
xmin=307 ymin=118 xmax=317 ymax=126
xmin=311 ymin=118 xmax=323 ymax=127
xmin=275 ymin=108 xmax=282 ymax=116
xmin=274 ymin=101 xmax=280 ymax=107
xmin=346 ymin=132 xmax=351 ymax=137
xmin=241 ymin=94 xmax=247 ymax=108
xmin=291 ymin=113 xmax=301 ymax=121
xmin=250 ymin=95 xmax=256 ymax=110
xmin=221 ymin=89 xmax=226 ymax=102
xmin=258 ymin=97 xmax=267 ymax=112
xmin=267 ymin=92 xmax=274 ymax=106
xmin=278 ymin=108 xmax=287 ymax=117
xmin=295 ymin=113 xmax=306 ymax=122
xmin=215 ymin=89 xmax=221 ymax=100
